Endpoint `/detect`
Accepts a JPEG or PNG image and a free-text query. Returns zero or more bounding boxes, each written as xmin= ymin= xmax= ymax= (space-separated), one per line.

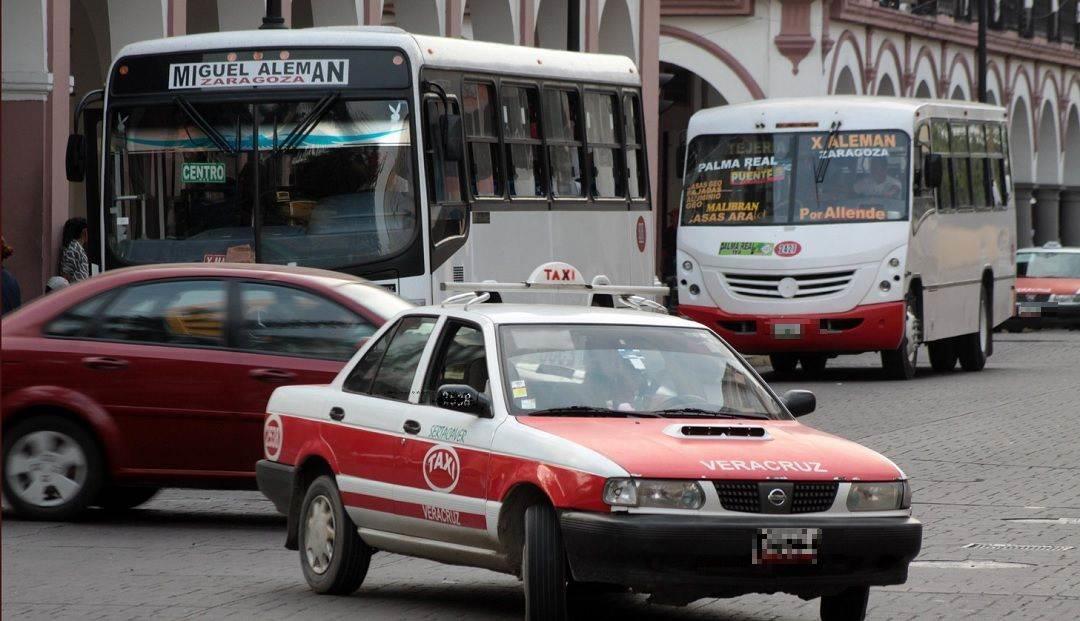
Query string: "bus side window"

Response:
xmin=968 ymin=122 xmax=989 ymax=210
xmin=949 ymin=121 xmax=971 ymax=209
xmin=931 ymin=120 xmax=954 ymax=211
xmin=584 ymin=90 xmax=625 ymax=199
xmin=501 ymin=83 xmax=546 ymax=199
xmin=463 ymin=80 xmax=503 ymax=198
xmin=623 ymin=93 xmax=647 ymax=201
xmin=986 ymin=123 xmax=1009 ymax=208
xmin=542 ymin=87 xmax=587 ymax=198
xmin=913 ymin=123 xmax=934 ymax=220
xmin=423 ymin=94 xmax=469 ymax=270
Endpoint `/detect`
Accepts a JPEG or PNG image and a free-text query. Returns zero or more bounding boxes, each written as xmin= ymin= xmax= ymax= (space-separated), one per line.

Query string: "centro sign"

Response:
xmin=181 ymin=162 xmax=226 ymax=184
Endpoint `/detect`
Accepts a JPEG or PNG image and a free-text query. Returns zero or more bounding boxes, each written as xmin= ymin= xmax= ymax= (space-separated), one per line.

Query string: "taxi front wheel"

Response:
xmin=820 ymin=586 xmax=869 ymax=621
xmin=299 ymin=475 xmax=371 ymax=595
xmin=523 ymin=503 xmax=568 ymax=621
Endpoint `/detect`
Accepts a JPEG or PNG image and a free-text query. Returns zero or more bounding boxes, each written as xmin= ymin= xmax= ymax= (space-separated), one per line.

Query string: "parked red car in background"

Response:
xmin=2 ymin=264 xmax=411 ymax=520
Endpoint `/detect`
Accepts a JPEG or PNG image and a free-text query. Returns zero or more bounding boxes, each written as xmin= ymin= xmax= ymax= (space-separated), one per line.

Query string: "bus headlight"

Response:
xmin=603 ymin=478 xmax=705 ymax=510
xmin=846 ymin=481 xmax=910 ymax=511
xmin=682 ymin=260 xmax=694 ymax=271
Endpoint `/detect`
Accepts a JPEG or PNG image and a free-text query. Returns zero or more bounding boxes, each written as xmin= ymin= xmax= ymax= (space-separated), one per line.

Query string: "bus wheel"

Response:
xmin=958 ymin=286 xmax=991 ymax=372
xmin=927 ymin=339 xmax=958 ymax=373
xmin=769 ymin=354 xmax=799 ymax=375
xmin=799 ymin=354 xmax=828 ymax=377
xmin=881 ymin=303 xmax=919 ymax=380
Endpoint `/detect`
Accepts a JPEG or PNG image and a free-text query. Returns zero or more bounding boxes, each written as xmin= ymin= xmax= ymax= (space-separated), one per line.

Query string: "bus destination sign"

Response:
xmin=169 ymin=59 xmax=349 ymax=90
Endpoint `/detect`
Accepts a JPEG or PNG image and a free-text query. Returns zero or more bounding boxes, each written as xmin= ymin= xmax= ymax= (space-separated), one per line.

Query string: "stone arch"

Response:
xmin=187 ymin=0 xmax=219 ymax=33
xmin=986 ymin=60 xmax=1005 ymax=107
xmin=1011 ymin=95 xmax=1035 ymax=183
xmin=872 ymin=40 xmax=902 ymax=97
xmin=598 ymin=0 xmax=636 ymax=62
xmin=390 ymin=0 xmax=442 ymax=35
xmin=911 ymin=46 xmax=939 ymax=98
xmin=878 ymin=74 xmax=897 ymax=96
xmin=659 ymin=25 xmax=764 ymax=101
xmin=947 ymin=53 xmax=973 ymax=101
xmin=834 ymin=66 xmax=859 ymax=95
xmin=535 ymin=0 xmax=569 ymax=50
xmin=827 ymin=31 xmax=864 ymax=95
xmin=1062 ymin=104 xmax=1080 ymax=245
xmin=464 ymin=0 xmax=516 ymax=44
xmin=214 ymin=0 xmax=266 ymax=32
xmin=1035 ymin=99 xmax=1061 ymax=185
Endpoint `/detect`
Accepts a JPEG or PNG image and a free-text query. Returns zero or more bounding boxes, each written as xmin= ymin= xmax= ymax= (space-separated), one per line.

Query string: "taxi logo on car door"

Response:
xmin=264 ymin=414 xmax=283 ymax=461
xmin=423 ymin=444 xmax=461 ymax=493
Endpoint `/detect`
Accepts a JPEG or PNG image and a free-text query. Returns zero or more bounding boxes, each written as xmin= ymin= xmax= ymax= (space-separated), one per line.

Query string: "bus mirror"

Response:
xmin=924 ymin=153 xmax=943 ymax=189
xmin=66 ymin=134 xmax=87 ymax=182
xmin=442 ymin=113 xmax=464 ymax=163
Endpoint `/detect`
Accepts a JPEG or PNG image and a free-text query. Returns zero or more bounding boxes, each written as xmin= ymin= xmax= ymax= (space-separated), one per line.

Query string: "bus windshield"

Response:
xmin=681 ymin=130 xmax=910 ymax=226
xmin=106 ymin=98 xmax=415 ymax=269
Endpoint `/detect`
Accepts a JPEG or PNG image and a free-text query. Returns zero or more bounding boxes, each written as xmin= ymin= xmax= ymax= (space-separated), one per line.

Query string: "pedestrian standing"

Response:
xmin=2 ymin=237 xmax=22 ymax=315
xmin=59 ymin=217 xmax=91 ymax=283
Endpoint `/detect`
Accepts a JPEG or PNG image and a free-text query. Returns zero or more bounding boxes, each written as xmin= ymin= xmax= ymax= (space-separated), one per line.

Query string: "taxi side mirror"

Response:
xmin=782 ymin=390 xmax=816 ymax=417
xmin=436 ymin=384 xmax=492 ymax=418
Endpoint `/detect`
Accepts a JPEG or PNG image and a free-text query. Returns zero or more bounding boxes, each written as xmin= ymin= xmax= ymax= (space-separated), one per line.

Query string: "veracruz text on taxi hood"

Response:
xmin=517 ymin=417 xmax=904 ymax=481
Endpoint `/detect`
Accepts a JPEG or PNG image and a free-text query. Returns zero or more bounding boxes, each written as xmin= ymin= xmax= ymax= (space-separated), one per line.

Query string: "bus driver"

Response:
xmin=854 ymin=157 xmax=902 ymax=198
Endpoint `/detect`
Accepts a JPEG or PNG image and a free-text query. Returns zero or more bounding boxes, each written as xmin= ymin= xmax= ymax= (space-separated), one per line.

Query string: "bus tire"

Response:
xmin=769 ymin=354 xmax=799 ymax=375
xmin=927 ymin=339 xmax=958 ymax=373
xmin=799 ymin=354 xmax=828 ymax=376
xmin=958 ymin=286 xmax=991 ymax=372
xmin=881 ymin=300 xmax=918 ymax=380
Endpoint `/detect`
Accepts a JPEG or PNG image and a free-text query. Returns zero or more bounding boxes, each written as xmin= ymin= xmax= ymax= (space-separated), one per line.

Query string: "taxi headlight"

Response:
xmin=846 ymin=481 xmax=909 ymax=511
xmin=603 ymin=478 xmax=705 ymax=510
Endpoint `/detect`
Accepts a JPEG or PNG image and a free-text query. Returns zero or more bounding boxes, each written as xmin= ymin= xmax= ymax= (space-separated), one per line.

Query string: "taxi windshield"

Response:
xmin=1017 ymin=252 xmax=1080 ymax=278
xmin=498 ymin=324 xmax=786 ymax=418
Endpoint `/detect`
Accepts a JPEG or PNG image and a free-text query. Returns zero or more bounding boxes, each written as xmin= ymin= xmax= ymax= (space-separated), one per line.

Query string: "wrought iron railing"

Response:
xmin=877 ymin=0 xmax=1079 ymax=45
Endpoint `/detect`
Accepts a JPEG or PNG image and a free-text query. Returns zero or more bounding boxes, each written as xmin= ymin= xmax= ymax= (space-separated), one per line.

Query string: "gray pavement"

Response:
xmin=4 ymin=329 xmax=1080 ymax=620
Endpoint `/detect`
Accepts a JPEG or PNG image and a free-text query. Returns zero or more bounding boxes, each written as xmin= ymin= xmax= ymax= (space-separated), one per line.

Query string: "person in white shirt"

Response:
xmin=854 ymin=158 xmax=902 ymax=198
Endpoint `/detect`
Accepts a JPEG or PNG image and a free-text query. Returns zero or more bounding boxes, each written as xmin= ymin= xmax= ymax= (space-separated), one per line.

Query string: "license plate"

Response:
xmin=1018 ymin=305 xmax=1041 ymax=317
xmin=773 ymin=323 xmax=802 ymax=339
xmin=753 ymin=527 xmax=820 ymax=565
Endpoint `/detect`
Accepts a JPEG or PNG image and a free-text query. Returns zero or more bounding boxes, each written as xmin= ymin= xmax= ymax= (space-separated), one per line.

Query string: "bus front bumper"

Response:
xmin=679 ymin=301 xmax=905 ymax=355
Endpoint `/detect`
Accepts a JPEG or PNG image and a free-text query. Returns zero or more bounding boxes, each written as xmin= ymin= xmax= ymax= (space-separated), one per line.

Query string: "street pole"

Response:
xmin=261 ymin=0 xmax=286 ymax=29
xmin=977 ymin=0 xmax=988 ymax=102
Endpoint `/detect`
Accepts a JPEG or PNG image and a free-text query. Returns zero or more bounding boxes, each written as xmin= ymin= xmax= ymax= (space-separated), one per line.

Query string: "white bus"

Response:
xmin=67 ymin=27 xmax=654 ymax=303
xmin=676 ymin=97 xmax=1016 ymax=379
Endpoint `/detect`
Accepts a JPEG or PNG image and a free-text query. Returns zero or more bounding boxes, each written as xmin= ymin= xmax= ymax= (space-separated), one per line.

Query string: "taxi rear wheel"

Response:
xmin=95 ymin=486 xmax=160 ymax=512
xmin=523 ymin=503 xmax=568 ymax=621
xmin=299 ymin=475 xmax=371 ymax=595
xmin=820 ymin=585 xmax=869 ymax=621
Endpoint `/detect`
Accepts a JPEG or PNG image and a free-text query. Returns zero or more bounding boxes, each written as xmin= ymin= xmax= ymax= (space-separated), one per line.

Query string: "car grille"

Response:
xmin=722 ymin=270 xmax=855 ymax=299
xmin=714 ymin=481 xmax=840 ymax=513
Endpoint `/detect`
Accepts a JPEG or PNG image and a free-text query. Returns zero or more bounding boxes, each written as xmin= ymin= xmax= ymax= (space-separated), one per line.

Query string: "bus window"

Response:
xmin=423 ymin=95 xmax=468 ymax=269
xmin=623 ymin=94 xmax=646 ymax=200
xmin=463 ymin=81 xmax=503 ymax=198
xmin=543 ymin=88 xmax=586 ymax=198
xmin=501 ymin=84 xmax=545 ymax=198
xmin=949 ymin=122 xmax=971 ymax=208
xmin=931 ymin=120 xmax=954 ymax=211
xmin=968 ymin=122 xmax=988 ymax=209
xmin=584 ymin=91 xmax=625 ymax=198
xmin=986 ymin=123 xmax=1007 ymax=208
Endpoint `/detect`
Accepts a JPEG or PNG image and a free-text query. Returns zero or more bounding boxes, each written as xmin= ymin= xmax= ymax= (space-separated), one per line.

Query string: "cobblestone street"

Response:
xmin=4 ymin=330 xmax=1080 ymax=620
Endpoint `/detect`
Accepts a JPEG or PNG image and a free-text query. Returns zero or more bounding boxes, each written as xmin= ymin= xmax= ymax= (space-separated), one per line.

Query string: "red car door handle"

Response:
xmin=81 ymin=356 xmax=129 ymax=370
xmin=249 ymin=368 xmax=297 ymax=383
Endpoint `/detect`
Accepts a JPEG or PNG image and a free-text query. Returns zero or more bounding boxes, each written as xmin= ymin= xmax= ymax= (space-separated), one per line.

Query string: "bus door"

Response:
xmin=421 ymin=90 xmax=468 ymax=301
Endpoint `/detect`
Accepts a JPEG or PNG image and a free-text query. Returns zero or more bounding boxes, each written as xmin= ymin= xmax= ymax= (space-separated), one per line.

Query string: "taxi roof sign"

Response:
xmin=528 ymin=261 xmax=585 ymax=285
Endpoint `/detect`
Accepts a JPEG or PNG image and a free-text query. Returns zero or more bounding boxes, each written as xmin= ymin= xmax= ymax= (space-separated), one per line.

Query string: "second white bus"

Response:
xmin=676 ymin=97 xmax=1016 ymax=379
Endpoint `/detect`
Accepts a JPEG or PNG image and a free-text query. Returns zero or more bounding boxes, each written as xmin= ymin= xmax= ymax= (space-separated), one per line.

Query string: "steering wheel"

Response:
xmin=657 ymin=393 xmax=711 ymax=410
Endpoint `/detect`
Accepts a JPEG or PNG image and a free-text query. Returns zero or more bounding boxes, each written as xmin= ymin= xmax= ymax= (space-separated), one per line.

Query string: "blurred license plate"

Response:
xmin=773 ymin=323 xmax=802 ymax=339
xmin=754 ymin=527 xmax=820 ymax=565
xmin=1018 ymin=305 xmax=1041 ymax=317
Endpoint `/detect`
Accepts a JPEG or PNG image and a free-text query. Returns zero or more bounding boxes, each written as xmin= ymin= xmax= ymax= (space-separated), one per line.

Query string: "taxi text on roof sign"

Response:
xmin=528 ymin=261 xmax=586 ymax=284
xmin=169 ymin=59 xmax=349 ymax=90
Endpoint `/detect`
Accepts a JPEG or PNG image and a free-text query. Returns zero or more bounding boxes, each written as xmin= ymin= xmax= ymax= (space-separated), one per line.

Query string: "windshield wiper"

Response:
xmin=173 ymin=95 xmax=234 ymax=153
xmin=813 ymin=120 xmax=842 ymax=184
xmin=527 ymin=406 xmax=660 ymax=418
xmin=275 ymin=92 xmax=340 ymax=153
xmin=650 ymin=407 xmax=769 ymax=420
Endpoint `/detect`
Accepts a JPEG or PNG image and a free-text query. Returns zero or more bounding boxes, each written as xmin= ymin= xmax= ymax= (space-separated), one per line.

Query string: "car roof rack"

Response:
xmin=439 ymin=262 xmax=671 ymax=314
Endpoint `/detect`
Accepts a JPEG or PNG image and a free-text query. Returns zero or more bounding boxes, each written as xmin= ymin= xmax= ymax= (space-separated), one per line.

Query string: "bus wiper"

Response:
xmin=650 ymin=407 xmax=769 ymax=420
xmin=528 ymin=406 xmax=660 ymax=418
xmin=174 ymin=95 xmax=234 ymax=153
xmin=275 ymin=92 xmax=340 ymax=153
xmin=813 ymin=120 xmax=842 ymax=184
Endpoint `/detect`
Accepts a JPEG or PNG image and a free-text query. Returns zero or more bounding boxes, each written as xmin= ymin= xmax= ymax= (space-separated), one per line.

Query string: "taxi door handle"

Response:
xmin=403 ymin=420 xmax=421 ymax=435
xmin=329 ymin=407 xmax=345 ymax=421
xmin=250 ymin=368 xmax=296 ymax=383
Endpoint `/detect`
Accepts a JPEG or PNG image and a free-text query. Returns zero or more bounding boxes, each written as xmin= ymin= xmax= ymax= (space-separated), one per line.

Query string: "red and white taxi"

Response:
xmin=256 ymin=271 xmax=921 ymax=621
xmin=1005 ymin=243 xmax=1080 ymax=330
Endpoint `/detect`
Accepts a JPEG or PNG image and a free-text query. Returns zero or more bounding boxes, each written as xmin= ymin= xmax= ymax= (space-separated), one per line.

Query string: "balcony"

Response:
xmin=874 ymin=0 xmax=1079 ymax=46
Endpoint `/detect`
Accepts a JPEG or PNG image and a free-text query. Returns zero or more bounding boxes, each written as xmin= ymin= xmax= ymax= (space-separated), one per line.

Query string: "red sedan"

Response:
xmin=1 ymin=263 xmax=411 ymax=520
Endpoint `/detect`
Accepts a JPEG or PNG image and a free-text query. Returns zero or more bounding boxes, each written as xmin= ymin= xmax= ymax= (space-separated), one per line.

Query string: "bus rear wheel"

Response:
xmin=957 ymin=286 xmax=991 ymax=372
xmin=927 ymin=339 xmax=958 ymax=373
